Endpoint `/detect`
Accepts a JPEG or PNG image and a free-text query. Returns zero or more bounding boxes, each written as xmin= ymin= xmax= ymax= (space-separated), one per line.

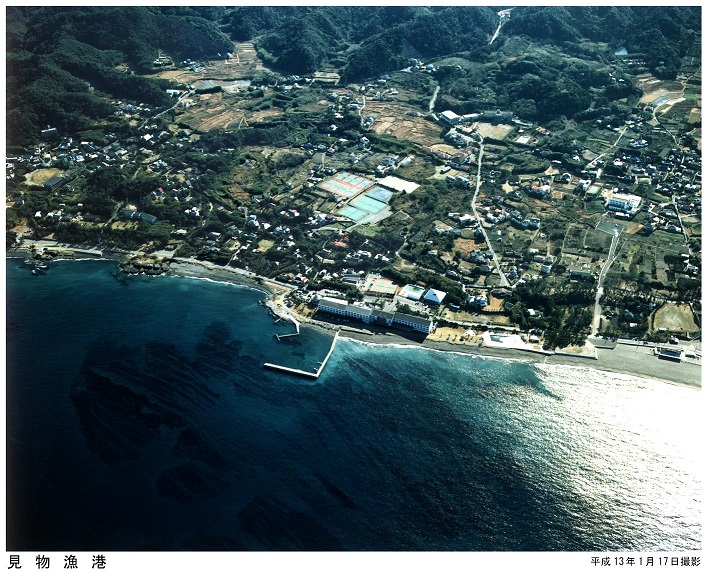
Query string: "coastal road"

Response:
xmin=16 ymin=237 xmax=108 ymax=258
xmin=590 ymin=225 xmax=621 ymax=336
xmin=470 ymin=137 xmax=510 ymax=288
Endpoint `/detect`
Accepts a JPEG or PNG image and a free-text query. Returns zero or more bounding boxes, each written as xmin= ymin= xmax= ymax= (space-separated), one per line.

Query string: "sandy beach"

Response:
xmin=9 ymin=245 xmax=702 ymax=389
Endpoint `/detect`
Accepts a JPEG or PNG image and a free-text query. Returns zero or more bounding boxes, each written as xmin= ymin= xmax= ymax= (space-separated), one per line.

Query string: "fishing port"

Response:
xmin=264 ymin=331 xmax=339 ymax=379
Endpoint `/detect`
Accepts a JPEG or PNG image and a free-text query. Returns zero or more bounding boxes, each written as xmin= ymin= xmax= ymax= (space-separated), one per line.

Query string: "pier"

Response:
xmin=274 ymin=314 xmax=301 ymax=341
xmin=264 ymin=331 xmax=339 ymax=379
xmin=275 ymin=332 xmax=299 ymax=341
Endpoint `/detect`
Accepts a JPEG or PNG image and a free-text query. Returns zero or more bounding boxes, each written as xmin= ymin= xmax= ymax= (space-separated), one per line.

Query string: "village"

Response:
xmin=6 ymin=39 xmax=702 ymax=357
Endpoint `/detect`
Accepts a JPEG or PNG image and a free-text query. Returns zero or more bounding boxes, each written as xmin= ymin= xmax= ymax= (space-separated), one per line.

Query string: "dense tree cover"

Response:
xmin=81 ymin=167 xmax=182 ymax=220
xmin=223 ymin=6 xmax=422 ymax=45
xmin=8 ymin=7 xmax=232 ymax=70
xmin=337 ymin=6 xmax=498 ymax=82
xmin=505 ymin=280 xmax=595 ymax=348
xmin=437 ymin=50 xmax=639 ymax=121
xmin=258 ymin=11 xmax=348 ymax=75
xmin=221 ymin=6 xmax=497 ymax=81
xmin=221 ymin=5 xmax=697 ymax=83
xmin=400 ymin=7 xmax=496 ymax=58
xmin=55 ymin=219 xmax=173 ymax=252
xmin=6 ymin=52 xmax=116 ymax=146
xmin=222 ymin=6 xmax=307 ymax=42
xmin=6 ymin=6 xmax=232 ymax=146
xmin=341 ymin=34 xmax=407 ymax=85
xmin=506 ymin=6 xmax=699 ymax=79
xmin=8 ymin=6 xmax=698 ymax=146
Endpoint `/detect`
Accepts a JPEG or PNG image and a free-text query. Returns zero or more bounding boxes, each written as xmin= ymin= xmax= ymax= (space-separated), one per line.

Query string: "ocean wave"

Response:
xmin=39 ymin=257 xmax=112 ymax=263
xmin=337 ymin=335 xmax=538 ymax=366
xmin=532 ymin=360 xmax=695 ymax=389
xmin=165 ymin=273 xmax=268 ymax=294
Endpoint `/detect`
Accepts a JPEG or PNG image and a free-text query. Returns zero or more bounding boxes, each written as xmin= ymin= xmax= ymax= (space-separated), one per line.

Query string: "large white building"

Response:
xmin=440 ymin=110 xmax=461 ymax=125
xmin=317 ymin=297 xmax=436 ymax=334
xmin=423 ymin=288 xmax=447 ymax=305
xmin=606 ymin=192 xmax=642 ymax=214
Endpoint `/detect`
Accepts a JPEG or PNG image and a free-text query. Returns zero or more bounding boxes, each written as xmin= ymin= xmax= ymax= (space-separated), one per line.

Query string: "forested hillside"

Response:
xmin=505 ymin=6 xmax=699 ymax=79
xmin=226 ymin=6 xmax=498 ymax=79
xmin=7 ymin=6 xmax=701 ymax=146
xmin=6 ymin=6 xmax=233 ymax=146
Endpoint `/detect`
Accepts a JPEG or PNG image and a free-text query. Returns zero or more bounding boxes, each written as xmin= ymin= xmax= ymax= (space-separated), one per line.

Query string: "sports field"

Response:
xmin=320 ymin=172 xmax=375 ymax=198
xmin=339 ymin=205 xmax=368 ymax=221
xmin=366 ymin=186 xmax=394 ymax=202
xmin=399 ymin=284 xmax=425 ymax=301
xmin=351 ymin=195 xmax=387 ymax=214
xmin=338 ymin=192 xmax=389 ymax=221
xmin=652 ymin=303 xmax=699 ymax=334
xmin=364 ymin=275 xmax=397 ymax=295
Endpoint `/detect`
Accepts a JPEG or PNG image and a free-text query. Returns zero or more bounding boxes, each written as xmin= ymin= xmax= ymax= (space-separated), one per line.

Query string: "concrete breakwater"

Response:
xmin=262 ymin=299 xmax=301 ymax=338
xmin=264 ymin=331 xmax=339 ymax=379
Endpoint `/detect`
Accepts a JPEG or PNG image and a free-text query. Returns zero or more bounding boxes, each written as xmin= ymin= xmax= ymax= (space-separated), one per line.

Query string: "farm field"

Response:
xmin=367 ymin=100 xmax=443 ymax=146
xmin=176 ymin=91 xmax=283 ymax=131
xmin=153 ymin=41 xmax=267 ymax=83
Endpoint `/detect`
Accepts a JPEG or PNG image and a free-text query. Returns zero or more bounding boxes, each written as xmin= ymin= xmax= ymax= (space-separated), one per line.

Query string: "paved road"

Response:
xmin=591 ymin=225 xmax=621 ymax=336
xmin=587 ymin=126 xmax=628 ymax=169
xmin=470 ymin=138 xmax=509 ymax=287
xmin=428 ymin=85 xmax=440 ymax=113
xmin=141 ymin=90 xmax=192 ymax=128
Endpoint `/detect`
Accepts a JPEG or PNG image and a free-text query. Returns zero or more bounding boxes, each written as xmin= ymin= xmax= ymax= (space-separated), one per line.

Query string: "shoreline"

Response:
xmin=7 ymin=245 xmax=293 ymax=301
xmin=332 ymin=327 xmax=701 ymax=389
xmin=7 ymin=245 xmax=701 ymax=389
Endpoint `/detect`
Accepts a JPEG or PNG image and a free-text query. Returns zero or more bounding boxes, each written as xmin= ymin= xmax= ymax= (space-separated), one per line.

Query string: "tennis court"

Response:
xmin=339 ymin=194 xmax=389 ymax=221
xmin=339 ymin=205 xmax=368 ymax=221
xmin=319 ymin=172 xmax=375 ymax=198
xmin=364 ymin=275 xmax=398 ymax=295
xmin=366 ymin=186 xmax=394 ymax=203
xmin=350 ymin=195 xmax=388 ymax=215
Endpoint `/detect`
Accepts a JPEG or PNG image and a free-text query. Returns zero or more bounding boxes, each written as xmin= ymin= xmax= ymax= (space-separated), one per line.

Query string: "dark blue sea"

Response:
xmin=6 ymin=259 xmax=702 ymax=551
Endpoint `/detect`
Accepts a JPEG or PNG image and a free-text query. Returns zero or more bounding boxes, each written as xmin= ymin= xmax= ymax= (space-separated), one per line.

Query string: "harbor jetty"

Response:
xmin=275 ymin=314 xmax=301 ymax=341
xmin=264 ymin=331 xmax=339 ymax=379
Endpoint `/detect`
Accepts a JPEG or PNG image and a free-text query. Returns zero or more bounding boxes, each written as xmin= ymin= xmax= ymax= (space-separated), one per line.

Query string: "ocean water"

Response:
xmin=5 ymin=259 xmax=702 ymax=551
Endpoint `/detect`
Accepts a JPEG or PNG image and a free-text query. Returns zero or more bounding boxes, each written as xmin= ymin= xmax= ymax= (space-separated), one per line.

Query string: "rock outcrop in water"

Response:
xmin=119 ymin=256 xmax=170 ymax=275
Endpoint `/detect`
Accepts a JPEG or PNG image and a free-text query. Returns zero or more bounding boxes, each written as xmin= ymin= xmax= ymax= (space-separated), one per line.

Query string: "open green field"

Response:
xmin=583 ymin=229 xmax=613 ymax=252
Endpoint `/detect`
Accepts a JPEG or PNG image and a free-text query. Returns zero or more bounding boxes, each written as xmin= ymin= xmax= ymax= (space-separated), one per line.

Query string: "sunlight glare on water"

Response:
xmin=529 ymin=364 xmax=702 ymax=551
